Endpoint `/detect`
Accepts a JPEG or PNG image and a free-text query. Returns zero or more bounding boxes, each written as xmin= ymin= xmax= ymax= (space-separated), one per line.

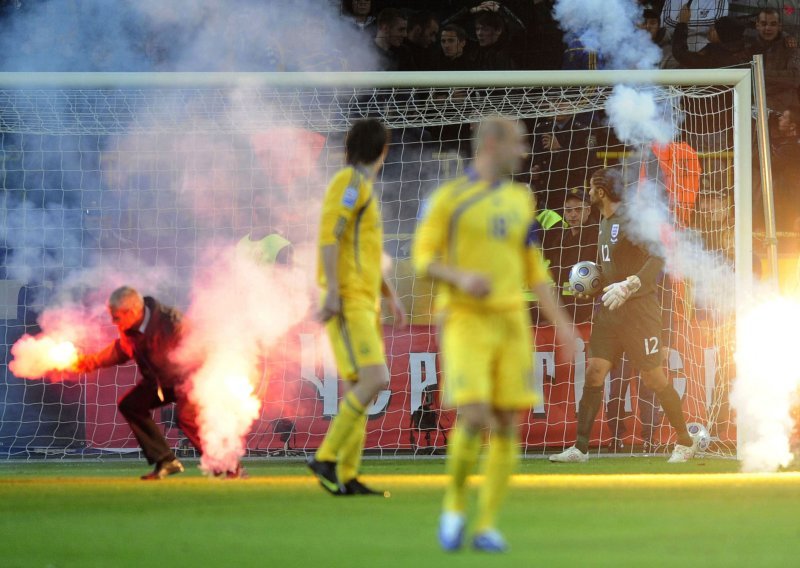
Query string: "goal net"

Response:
xmin=0 ymin=70 xmax=750 ymax=460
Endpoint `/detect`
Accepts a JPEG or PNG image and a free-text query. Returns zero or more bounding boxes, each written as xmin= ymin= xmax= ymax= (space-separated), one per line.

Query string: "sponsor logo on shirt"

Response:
xmin=342 ymin=187 xmax=359 ymax=209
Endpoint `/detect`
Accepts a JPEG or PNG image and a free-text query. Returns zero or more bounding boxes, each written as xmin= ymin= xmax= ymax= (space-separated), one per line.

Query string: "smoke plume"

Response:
xmin=173 ymin=246 xmax=313 ymax=474
xmin=606 ymin=86 xmax=674 ymax=146
xmin=1 ymin=0 xmax=372 ymax=462
xmin=553 ymin=0 xmax=661 ymax=70
xmin=552 ymin=0 xmax=800 ymax=472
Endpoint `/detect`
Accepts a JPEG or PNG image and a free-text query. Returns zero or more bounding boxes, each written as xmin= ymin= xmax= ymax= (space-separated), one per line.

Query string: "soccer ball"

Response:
xmin=686 ymin=422 xmax=711 ymax=452
xmin=568 ymin=261 xmax=603 ymax=296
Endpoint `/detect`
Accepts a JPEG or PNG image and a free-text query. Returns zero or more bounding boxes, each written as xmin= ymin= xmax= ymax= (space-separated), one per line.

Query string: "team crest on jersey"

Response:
xmin=342 ymin=187 xmax=359 ymax=209
xmin=610 ymin=223 xmax=620 ymax=243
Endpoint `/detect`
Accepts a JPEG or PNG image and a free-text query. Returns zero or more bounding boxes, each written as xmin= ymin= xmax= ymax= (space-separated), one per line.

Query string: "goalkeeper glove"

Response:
xmin=601 ymin=275 xmax=641 ymax=311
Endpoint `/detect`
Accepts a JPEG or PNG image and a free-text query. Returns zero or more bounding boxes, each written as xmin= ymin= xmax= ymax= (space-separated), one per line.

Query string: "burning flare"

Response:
xmin=732 ymin=296 xmax=800 ymax=472
xmin=9 ymin=335 xmax=79 ymax=380
xmin=174 ymin=245 xmax=312 ymax=474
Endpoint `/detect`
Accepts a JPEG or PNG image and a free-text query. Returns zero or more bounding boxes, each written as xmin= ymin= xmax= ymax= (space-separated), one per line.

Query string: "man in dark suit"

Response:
xmin=74 ymin=286 xmax=242 ymax=480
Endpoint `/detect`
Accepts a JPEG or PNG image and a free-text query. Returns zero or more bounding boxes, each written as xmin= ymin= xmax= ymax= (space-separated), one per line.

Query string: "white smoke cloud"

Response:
xmin=0 ymin=0 xmax=376 ymax=72
xmin=553 ymin=0 xmax=661 ymax=70
xmin=619 ymin=181 xmax=735 ymax=313
xmin=1 ymin=0 xmax=367 ymax=459
xmin=173 ymin=246 xmax=313 ymax=474
xmin=0 ymin=200 xmax=84 ymax=286
xmin=606 ymin=86 xmax=674 ymax=146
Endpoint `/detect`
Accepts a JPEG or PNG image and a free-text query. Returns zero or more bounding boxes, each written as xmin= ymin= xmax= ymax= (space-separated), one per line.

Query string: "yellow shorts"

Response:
xmin=325 ymin=302 xmax=386 ymax=381
xmin=440 ymin=308 xmax=536 ymax=410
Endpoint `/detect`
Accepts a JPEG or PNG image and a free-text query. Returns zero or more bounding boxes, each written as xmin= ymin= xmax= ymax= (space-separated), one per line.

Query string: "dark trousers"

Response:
xmin=607 ymin=356 xmax=660 ymax=444
xmin=117 ymin=381 xmax=203 ymax=465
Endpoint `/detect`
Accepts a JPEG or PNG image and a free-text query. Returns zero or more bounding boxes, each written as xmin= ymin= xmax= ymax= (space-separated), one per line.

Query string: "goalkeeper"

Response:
xmin=413 ymin=117 xmax=576 ymax=553
xmin=307 ymin=118 xmax=406 ymax=496
xmin=549 ymin=168 xmax=697 ymax=464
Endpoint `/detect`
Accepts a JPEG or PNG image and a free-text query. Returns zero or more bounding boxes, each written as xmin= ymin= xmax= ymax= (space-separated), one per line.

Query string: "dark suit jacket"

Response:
xmin=85 ymin=296 xmax=186 ymax=388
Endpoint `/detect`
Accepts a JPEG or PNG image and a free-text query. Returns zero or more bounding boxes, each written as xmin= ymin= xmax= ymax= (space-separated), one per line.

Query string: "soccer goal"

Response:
xmin=0 ymin=69 xmax=751 ymax=460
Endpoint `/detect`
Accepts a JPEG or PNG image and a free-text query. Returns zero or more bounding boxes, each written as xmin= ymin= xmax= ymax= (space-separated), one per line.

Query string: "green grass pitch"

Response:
xmin=2 ymin=457 xmax=799 ymax=567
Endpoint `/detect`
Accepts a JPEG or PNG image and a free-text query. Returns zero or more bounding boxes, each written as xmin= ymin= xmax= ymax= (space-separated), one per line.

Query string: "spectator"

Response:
xmin=343 ymin=0 xmax=376 ymax=33
xmin=541 ymin=188 xmax=599 ymax=324
xmin=525 ymin=0 xmax=565 ymax=70
xmin=374 ymin=8 xmax=412 ymax=70
xmin=769 ymin=106 xmax=800 ymax=230
xmin=406 ymin=10 xmax=440 ymax=70
xmin=528 ymin=103 xmax=594 ymax=211
xmin=640 ymin=138 xmax=702 ymax=227
xmin=562 ymin=32 xmax=604 ymax=70
xmin=661 ymin=0 xmax=729 ymax=53
xmin=437 ymin=24 xmax=472 ymax=70
xmin=745 ymin=8 xmax=800 ymax=110
xmin=694 ymin=187 xmax=734 ymax=257
xmin=641 ymin=7 xmax=681 ymax=69
xmin=672 ymin=5 xmax=750 ymax=68
xmin=470 ymin=11 xmax=515 ymax=69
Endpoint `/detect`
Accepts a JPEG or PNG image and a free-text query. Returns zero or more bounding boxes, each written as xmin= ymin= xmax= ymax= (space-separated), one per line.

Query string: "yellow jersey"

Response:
xmin=413 ymin=171 xmax=550 ymax=312
xmin=317 ymin=166 xmax=383 ymax=308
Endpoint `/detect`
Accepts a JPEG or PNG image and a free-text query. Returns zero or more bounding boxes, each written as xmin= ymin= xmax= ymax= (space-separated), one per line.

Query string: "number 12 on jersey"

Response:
xmin=644 ymin=336 xmax=659 ymax=355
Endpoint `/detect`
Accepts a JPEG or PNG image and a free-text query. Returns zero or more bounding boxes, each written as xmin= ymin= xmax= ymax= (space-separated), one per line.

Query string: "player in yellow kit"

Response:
xmin=308 ymin=118 xmax=406 ymax=496
xmin=413 ymin=117 xmax=576 ymax=552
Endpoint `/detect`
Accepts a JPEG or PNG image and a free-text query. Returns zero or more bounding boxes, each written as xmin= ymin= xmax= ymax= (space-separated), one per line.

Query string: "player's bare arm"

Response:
xmin=426 ymin=262 xmax=492 ymax=298
xmin=381 ymin=276 xmax=408 ymax=327
xmin=317 ymin=243 xmax=341 ymax=322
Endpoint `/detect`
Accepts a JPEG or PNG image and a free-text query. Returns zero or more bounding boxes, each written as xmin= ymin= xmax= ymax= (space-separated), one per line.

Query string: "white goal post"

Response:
xmin=0 ymin=69 xmax=752 ymax=459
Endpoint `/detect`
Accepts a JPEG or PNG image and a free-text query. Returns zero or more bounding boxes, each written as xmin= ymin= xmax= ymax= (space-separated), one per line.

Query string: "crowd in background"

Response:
xmin=336 ymin=0 xmax=798 ymax=234
xmin=0 ymin=0 xmax=796 ymax=235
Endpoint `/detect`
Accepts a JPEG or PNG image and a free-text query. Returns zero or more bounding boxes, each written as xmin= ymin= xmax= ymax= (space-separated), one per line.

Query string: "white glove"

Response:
xmin=601 ymin=275 xmax=641 ymax=311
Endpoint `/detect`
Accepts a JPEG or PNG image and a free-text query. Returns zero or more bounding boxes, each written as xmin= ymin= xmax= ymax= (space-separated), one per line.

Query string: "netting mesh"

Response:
xmin=0 ymin=85 xmax=729 ymax=133
xmin=0 ymin=80 xmax=738 ymax=459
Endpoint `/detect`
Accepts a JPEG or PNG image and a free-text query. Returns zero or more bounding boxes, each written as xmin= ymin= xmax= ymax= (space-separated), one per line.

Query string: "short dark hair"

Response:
xmin=377 ymin=8 xmax=405 ymax=29
xmin=643 ymin=8 xmax=660 ymax=21
xmin=441 ymin=23 xmax=466 ymax=42
xmin=342 ymin=0 xmax=371 ymax=17
xmin=345 ymin=119 xmax=389 ymax=166
xmin=590 ymin=168 xmax=623 ymax=202
xmin=474 ymin=11 xmax=505 ymax=32
xmin=408 ymin=10 xmax=436 ymax=32
xmin=758 ymin=7 xmax=781 ymax=20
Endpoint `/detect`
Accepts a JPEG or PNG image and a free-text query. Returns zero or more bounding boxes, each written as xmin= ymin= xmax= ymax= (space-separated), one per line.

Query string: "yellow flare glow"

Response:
xmin=7 ymin=472 xmax=800 ymax=488
xmin=48 ymin=341 xmax=79 ymax=370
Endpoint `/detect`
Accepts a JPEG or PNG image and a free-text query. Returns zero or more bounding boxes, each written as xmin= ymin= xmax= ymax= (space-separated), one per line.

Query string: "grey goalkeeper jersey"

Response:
xmin=598 ymin=209 xmax=664 ymax=301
